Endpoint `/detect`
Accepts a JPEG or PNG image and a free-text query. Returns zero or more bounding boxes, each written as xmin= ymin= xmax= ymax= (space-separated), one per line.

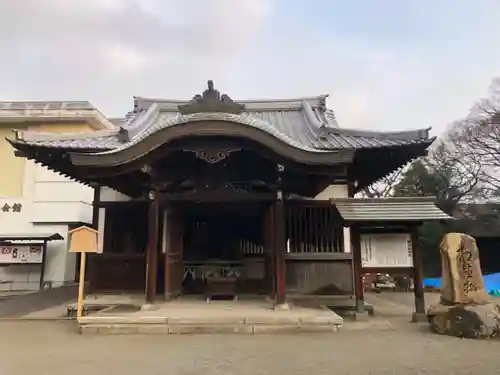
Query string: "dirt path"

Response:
xmin=0 ymin=320 xmax=498 ymax=375
xmin=1 ymin=291 xmax=499 ymax=374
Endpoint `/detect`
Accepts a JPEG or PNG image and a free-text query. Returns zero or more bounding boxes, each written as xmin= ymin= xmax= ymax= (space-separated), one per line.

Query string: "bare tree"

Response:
xmin=426 ymin=135 xmax=482 ymax=208
xmin=358 ymin=168 xmax=405 ymax=198
xmin=451 ymin=78 xmax=500 ymax=198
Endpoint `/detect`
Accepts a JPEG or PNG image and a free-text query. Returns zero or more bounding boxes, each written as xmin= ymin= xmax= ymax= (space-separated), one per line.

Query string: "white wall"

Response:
xmin=42 ymin=224 xmax=75 ymax=287
xmin=100 ymin=186 xmax=131 ymax=202
xmin=314 ymin=184 xmax=348 ymax=200
xmin=314 ymin=184 xmax=351 ymax=253
xmin=31 ymin=162 xmax=94 ymax=223
xmin=0 ymin=265 xmax=41 ymax=292
xmin=0 ymin=161 xmax=92 ymax=290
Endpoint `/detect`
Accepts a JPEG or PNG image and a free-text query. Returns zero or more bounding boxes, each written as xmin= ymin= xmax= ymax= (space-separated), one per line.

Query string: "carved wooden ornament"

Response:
xmin=178 ymin=80 xmax=245 ymax=115
xmin=183 ymin=147 xmax=241 ymax=164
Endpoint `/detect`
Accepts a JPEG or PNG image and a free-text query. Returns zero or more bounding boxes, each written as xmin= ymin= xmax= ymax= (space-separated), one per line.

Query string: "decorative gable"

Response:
xmin=178 ymin=80 xmax=245 ymax=115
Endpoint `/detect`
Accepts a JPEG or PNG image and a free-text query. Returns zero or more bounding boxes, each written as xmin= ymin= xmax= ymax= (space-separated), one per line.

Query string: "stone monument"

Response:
xmin=427 ymin=233 xmax=500 ymax=339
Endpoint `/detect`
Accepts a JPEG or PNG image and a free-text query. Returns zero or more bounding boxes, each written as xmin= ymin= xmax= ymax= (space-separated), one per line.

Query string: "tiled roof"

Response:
xmin=9 ymin=94 xmax=432 ymax=153
xmin=13 ymin=129 xmax=120 ymax=150
xmin=331 ymin=197 xmax=452 ymax=222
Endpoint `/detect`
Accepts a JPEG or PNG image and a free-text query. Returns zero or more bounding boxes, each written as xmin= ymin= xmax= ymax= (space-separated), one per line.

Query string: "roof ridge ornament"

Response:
xmin=178 ymin=80 xmax=245 ymax=115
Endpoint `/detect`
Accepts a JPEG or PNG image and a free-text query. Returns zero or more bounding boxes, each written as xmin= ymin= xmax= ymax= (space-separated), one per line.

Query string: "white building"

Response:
xmin=0 ymin=101 xmax=114 ymax=291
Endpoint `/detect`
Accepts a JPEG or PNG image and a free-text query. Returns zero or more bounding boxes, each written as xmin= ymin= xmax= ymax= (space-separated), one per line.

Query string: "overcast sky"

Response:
xmin=0 ymin=0 xmax=499 ymax=135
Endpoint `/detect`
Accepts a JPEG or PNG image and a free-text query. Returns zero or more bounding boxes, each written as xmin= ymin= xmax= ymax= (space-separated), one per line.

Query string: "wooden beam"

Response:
xmin=273 ymin=198 xmax=287 ymax=306
xmin=39 ymin=241 xmax=48 ymax=289
xmin=350 ymin=225 xmax=365 ymax=314
xmin=96 ymin=199 xmax=147 ymax=208
xmin=92 ymin=185 xmax=101 ymax=229
xmin=263 ymin=203 xmax=275 ymax=299
xmin=410 ymin=225 xmax=426 ymax=321
xmin=145 ymin=189 xmax=160 ymax=304
xmin=161 ymin=191 xmax=276 ymax=202
xmin=285 ymin=253 xmax=353 ymax=261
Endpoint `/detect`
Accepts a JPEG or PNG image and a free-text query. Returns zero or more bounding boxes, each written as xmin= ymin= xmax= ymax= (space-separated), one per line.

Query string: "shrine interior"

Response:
xmin=182 ymin=202 xmax=268 ymax=295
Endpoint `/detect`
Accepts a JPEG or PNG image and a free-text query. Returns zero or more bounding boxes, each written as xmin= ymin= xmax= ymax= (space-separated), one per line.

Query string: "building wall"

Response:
xmin=0 ymin=121 xmax=95 ymax=291
xmin=314 ymin=184 xmax=348 ymax=200
xmin=99 ymin=186 xmax=131 ymax=202
xmin=0 ymin=128 xmax=26 ymax=197
xmin=30 ymin=122 xmax=93 ymax=133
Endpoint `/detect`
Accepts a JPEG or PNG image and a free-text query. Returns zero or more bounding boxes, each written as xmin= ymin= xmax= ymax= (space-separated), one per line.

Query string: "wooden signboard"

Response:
xmin=68 ymin=226 xmax=99 ymax=254
xmin=68 ymin=226 xmax=100 ymax=321
xmin=360 ymin=233 xmax=413 ymax=268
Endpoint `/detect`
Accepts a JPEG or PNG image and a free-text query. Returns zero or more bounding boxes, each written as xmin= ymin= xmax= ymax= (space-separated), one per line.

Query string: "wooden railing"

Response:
xmin=286 ymin=204 xmax=344 ymax=253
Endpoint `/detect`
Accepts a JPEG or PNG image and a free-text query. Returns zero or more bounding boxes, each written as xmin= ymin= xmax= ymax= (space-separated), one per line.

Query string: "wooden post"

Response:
xmin=76 ymin=251 xmax=87 ymax=320
xmin=145 ymin=188 xmax=160 ymax=305
xmin=39 ymin=240 xmax=48 ymax=289
xmin=163 ymin=208 xmax=171 ymax=299
xmin=87 ymin=185 xmax=100 ymax=292
xmin=263 ymin=203 xmax=275 ymax=299
xmin=350 ymin=225 xmax=365 ymax=314
xmin=411 ymin=225 xmax=426 ymax=322
xmin=164 ymin=206 xmax=184 ymax=300
xmin=274 ymin=193 xmax=287 ymax=307
xmin=68 ymin=225 xmax=99 ymax=321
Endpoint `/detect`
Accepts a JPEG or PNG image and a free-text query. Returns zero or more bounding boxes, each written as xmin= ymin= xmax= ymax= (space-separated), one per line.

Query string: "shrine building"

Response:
xmin=8 ymin=81 xmax=450 ymax=316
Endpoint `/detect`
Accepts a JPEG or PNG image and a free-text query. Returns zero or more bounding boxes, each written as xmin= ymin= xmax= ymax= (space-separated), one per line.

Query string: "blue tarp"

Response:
xmin=424 ymin=272 xmax=500 ymax=295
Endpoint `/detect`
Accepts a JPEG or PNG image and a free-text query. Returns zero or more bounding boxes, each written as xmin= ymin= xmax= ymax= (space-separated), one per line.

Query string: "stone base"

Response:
xmin=80 ymin=323 xmax=342 ymax=335
xmin=273 ymin=303 xmax=290 ymax=311
xmin=427 ymin=302 xmax=500 ymax=339
xmin=411 ymin=312 xmax=428 ymax=323
xmin=353 ymin=312 xmax=370 ymax=322
xmin=140 ymin=303 xmax=158 ymax=311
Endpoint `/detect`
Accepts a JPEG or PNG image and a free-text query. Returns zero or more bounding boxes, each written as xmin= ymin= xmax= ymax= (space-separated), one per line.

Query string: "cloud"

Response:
xmin=0 ymin=0 xmax=499 ymax=136
xmin=234 ymin=1 xmax=500 ymax=134
xmin=0 ymin=0 xmax=275 ymax=105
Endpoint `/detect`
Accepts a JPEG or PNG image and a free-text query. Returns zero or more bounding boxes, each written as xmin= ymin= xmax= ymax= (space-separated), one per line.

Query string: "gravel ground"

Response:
xmin=1 ymin=319 xmax=499 ymax=375
xmin=1 ymin=292 xmax=499 ymax=374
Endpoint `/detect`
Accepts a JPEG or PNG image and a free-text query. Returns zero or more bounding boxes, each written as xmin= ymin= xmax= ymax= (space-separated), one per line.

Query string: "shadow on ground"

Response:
xmin=0 ymin=285 xmax=76 ymax=318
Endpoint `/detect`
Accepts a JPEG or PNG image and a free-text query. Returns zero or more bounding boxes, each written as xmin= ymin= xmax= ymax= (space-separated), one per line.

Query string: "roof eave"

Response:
xmin=0 ymin=109 xmax=116 ymax=130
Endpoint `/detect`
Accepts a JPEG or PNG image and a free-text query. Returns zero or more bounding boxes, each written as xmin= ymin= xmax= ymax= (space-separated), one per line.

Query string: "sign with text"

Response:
xmin=0 ymin=245 xmax=43 ymax=264
xmin=361 ymin=233 xmax=413 ymax=268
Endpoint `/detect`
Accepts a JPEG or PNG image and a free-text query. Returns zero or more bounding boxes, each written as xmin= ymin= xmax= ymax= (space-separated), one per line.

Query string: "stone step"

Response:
xmin=80 ymin=323 xmax=342 ymax=335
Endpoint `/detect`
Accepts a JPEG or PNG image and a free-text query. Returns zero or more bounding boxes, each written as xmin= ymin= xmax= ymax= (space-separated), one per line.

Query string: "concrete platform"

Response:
xmin=78 ymin=297 xmax=343 ymax=335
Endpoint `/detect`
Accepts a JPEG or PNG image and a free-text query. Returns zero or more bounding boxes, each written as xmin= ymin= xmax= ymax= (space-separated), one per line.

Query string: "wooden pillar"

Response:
xmin=263 ymin=203 xmax=275 ymax=299
xmin=274 ymin=193 xmax=287 ymax=306
xmin=164 ymin=206 xmax=184 ymax=300
xmin=91 ymin=185 xmax=101 ymax=230
xmin=145 ymin=188 xmax=160 ymax=305
xmin=86 ymin=185 xmax=101 ymax=290
xmin=350 ymin=225 xmax=365 ymax=313
xmin=411 ymin=225 xmax=426 ymax=321
xmin=39 ymin=240 xmax=48 ymax=289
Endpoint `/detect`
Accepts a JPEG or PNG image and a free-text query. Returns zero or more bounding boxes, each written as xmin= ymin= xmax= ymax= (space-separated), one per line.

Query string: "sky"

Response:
xmin=0 ymin=0 xmax=499 ymax=135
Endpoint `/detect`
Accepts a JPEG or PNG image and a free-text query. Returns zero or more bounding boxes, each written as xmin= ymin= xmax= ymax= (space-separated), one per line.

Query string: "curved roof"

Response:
xmin=9 ymin=81 xmax=433 ymax=166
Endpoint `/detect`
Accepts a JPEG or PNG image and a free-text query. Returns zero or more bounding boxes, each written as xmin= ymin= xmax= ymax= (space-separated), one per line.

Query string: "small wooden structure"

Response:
xmin=9 ymin=81 xmax=451 ymax=318
xmin=0 ymin=233 xmax=63 ymax=290
xmin=68 ymin=226 xmax=99 ymax=319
